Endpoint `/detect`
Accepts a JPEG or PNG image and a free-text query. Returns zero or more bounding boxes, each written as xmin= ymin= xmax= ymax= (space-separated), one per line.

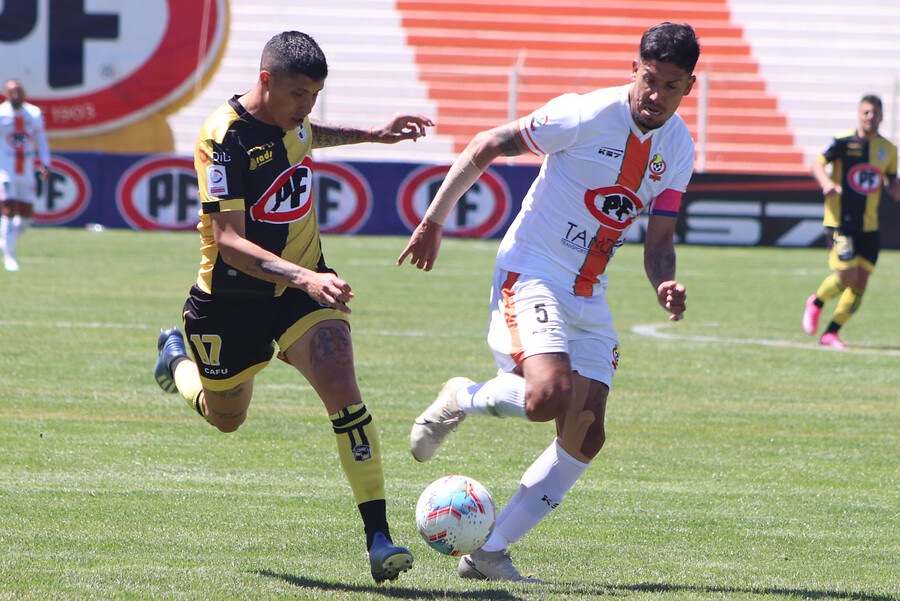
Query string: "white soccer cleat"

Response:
xmin=410 ymin=376 xmax=473 ymax=462
xmin=3 ymin=254 xmax=19 ymax=272
xmin=458 ymin=548 xmax=544 ymax=583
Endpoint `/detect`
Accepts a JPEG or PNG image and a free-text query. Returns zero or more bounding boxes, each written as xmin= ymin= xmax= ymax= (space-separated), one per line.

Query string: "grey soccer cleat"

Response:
xmin=410 ymin=377 xmax=474 ymax=462
xmin=154 ymin=328 xmax=188 ymax=393
xmin=458 ymin=548 xmax=544 ymax=583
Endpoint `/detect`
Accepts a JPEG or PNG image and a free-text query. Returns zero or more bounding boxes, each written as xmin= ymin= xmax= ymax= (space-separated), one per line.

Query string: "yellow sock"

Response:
xmin=173 ymin=359 xmax=205 ymax=417
xmin=816 ymin=273 xmax=846 ymax=303
xmin=330 ymin=403 xmax=385 ymax=505
xmin=832 ymin=287 xmax=864 ymax=326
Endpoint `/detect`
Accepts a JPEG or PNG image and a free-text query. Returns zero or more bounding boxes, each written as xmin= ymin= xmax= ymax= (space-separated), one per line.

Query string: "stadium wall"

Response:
xmin=33 ymin=153 xmax=900 ymax=249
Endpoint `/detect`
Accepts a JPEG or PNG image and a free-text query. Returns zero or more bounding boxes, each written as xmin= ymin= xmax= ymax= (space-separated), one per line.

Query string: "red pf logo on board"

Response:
xmin=0 ymin=0 xmax=228 ymax=137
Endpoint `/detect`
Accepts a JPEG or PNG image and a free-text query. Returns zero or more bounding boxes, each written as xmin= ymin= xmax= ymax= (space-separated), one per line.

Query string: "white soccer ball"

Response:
xmin=415 ymin=474 xmax=496 ymax=556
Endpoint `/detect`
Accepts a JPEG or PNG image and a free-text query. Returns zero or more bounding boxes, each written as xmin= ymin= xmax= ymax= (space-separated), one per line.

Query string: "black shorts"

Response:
xmin=182 ymin=282 xmax=348 ymax=391
xmin=825 ymin=227 xmax=880 ymax=271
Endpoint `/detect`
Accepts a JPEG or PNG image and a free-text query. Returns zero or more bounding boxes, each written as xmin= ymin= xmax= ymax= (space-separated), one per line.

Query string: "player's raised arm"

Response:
xmin=397 ymin=122 xmax=528 ymax=271
xmin=310 ymin=113 xmax=433 ymax=148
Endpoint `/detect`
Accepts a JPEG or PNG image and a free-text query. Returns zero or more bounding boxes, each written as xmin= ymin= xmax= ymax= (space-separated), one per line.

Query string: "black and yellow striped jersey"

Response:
xmin=193 ymin=96 xmax=321 ymax=297
xmin=818 ymin=128 xmax=898 ymax=232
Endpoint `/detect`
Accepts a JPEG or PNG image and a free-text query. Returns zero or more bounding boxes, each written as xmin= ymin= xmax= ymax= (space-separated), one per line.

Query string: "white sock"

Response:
xmin=457 ymin=372 xmax=526 ymax=418
xmin=1 ymin=215 xmax=17 ymax=256
xmin=14 ymin=215 xmax=31 ymax=237
xmin=481 ymin=438 xmax=589 ymax=552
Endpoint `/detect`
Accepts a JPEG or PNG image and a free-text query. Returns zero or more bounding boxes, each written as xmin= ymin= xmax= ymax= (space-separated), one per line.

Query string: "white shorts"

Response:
xmin=486 ymin=269 xmax=619 ymax=386
xmin=1 ymin=174 xmax=37 ymax=204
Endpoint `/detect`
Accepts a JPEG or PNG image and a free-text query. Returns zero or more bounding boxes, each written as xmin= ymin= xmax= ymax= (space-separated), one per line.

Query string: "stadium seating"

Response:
xmin=168 ymin=0 xmax=900 ymax=175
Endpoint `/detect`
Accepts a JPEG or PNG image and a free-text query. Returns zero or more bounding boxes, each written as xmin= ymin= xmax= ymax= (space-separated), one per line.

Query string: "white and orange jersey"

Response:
xmin=0 ymin=100 xmax=51 ymax=179
xmin=498 ymin=84 xmax=694 ymax=297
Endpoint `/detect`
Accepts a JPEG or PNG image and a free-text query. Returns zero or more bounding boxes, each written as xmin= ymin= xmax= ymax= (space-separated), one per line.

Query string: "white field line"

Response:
xmin=0 ymin=321 xmax=473 ymax=339
xmin=0 ymin=320 xmax=153 ymax=330
xmin=631 ymin=322 xmax=900 ymax=356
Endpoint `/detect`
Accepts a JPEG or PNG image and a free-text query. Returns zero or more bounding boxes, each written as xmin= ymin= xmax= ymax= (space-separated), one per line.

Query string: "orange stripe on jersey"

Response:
xmin=501 ymin=271 xmax=525 ymax=364
xmin=13 ymin=114 xmax=25 ymax=175
xmin=617 ymin=132 xmax=652 ymax=190
xmin=573 ymin=133 xmax=652 ymax=297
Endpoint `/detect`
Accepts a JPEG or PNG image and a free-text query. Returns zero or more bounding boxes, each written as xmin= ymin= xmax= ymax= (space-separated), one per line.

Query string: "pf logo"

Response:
xmin=116 ymin=156 xmax=198 ymax=230
xmin=250 ymin=156 xmax=313 ymax=224
xmin=584 ymin=185 xmax=644 ymax=231
xmin=315 ymin=162 xmax=372 ymax=234
xmin=847 ymin=163 xmax=883 ymax=196
xmin=33 ymin=156 xmax=90 ymax=225
xmin=0 ymin=0 xmax=228 ymax=137
xmin=398 ymin=165 xmax=510 ymax=238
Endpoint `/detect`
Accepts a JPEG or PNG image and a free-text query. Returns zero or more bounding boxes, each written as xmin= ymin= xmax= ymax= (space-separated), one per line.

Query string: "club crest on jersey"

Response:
xmin=648 ymin=154 xmax=667 ymax=181
xmin=250 ymin=156 xmax=314 ymax=224
xmin=7 ymin=132 xmax=28 ymax=149
xmin=583 ymin=185 xmax=644 ymax=231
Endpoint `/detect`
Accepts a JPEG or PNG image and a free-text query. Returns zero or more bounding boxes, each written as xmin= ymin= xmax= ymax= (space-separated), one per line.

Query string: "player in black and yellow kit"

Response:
xmin=152 ymin=31 xmax=433 ymax=583
xmin=802 ymin=94 xmax=900 ymax=349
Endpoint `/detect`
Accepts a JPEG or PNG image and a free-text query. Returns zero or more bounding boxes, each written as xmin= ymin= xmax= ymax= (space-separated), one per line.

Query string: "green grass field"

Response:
xmin=1 ymin=227 xmax=897 ymax=601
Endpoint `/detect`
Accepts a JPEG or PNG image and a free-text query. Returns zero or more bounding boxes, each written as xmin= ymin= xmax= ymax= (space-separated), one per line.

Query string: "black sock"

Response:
xmin=359 ymin=499 xmax=390 ymax=549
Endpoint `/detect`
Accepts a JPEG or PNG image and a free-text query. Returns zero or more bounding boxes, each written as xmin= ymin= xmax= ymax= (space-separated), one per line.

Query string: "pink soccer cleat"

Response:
xmin=819 ymin=332 xmax=847 ymax=350
xmin=801 ymin=295 xmax=821 ymax=335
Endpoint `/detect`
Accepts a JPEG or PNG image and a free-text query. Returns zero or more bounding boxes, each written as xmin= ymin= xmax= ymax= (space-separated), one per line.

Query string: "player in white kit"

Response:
xmin=398 ymin=22 xmax=699 ymax=582
xmin=0 ymin=79 xmax=51 ymax=272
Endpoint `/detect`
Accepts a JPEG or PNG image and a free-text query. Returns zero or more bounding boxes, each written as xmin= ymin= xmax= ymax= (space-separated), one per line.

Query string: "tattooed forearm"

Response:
xmin=257 ymin=258 xmax=294 ymax=278
xmin=644 ymin=246 xmax=676 ymax=288
xmin=311 ymin=120 xmax=373 ymax=148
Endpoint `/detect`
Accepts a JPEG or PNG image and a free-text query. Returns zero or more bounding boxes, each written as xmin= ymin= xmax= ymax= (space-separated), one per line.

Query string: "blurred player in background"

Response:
xmin=802 ymin=94 xmax=900 ymax=349
xmin=0 ymin=79 xmax=51 ymax=272
xmin=398 ymin=22 xmax=699 ymax=582
xmin=153 ymin=31 xmax=433 ymax=583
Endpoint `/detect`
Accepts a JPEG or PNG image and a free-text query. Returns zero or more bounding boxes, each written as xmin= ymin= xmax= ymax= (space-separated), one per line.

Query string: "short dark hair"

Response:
xmin=261 ymin=31 xmax=328 ymax=81
xmin=639 ymin=23 xmax=701 ymax=75
xmin=860 ymin=94 xmax=883 ymax=111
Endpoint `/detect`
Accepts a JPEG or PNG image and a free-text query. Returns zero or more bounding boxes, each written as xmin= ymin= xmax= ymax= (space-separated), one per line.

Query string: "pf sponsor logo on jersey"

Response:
xmin=1 ymin=0 xmax=228 ymax=135
xmin=33 ymin=156 xmax=90 ymax=225
xmin=847 ymin=163 xmax=884 ymax=195
xmin=583 ymin=185 xmax=644 ymax=231
xmin=250 ymin=156 xmax=313 ymax=224
xmin=398 ymin=165 xmax=511 ymax=238
xmin=117 ymin=155 xmax=199 ymax=230
xmin=315 ymin=162 xmax=372 ymax=234
xmin=206 ymin=166 xmax=228 ymax=196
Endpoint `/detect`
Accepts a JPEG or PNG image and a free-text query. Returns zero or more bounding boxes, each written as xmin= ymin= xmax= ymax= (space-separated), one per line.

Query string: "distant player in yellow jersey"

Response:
xmin=152 ymin=31 xmax=433 ymax=583
xmin=802 ymin=94 xmax=900 ymax=349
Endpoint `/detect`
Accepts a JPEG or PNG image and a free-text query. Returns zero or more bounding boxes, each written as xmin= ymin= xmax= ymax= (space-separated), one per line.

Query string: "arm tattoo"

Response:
xmin=645 ymin=246 xmax=676 ymax=287
xmin=257 ymin=258 xmax=294 ymax=278
xmin=310 ymin=120 xmax=373 ymax=148
xmin=494 ymin=123 xmax=529 ymax=157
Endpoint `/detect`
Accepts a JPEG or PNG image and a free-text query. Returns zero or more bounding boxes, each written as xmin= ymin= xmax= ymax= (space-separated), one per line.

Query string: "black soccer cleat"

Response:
xmin=154 ymin=328 xmax=188 ymax=393
xmin=368 ymin=532 xmax=413 ymax=584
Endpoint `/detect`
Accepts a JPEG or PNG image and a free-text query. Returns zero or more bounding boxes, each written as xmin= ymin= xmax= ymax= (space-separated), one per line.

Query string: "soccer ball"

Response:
xmin=415 ymin=474 xmax=496 ymax=556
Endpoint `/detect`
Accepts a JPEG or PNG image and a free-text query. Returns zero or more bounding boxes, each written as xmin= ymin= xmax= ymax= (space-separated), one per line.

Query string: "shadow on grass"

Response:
xmin=582 ymin=582 xmax=894 ymax=600
xmin=257 ymin=570 xmax=519 ymax=599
